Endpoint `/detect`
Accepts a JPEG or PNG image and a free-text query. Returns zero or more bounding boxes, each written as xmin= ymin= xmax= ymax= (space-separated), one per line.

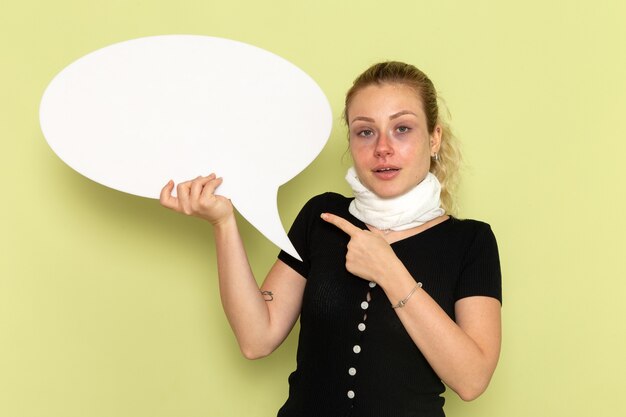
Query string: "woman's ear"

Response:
xmin=430 ymin=125 xmax=443 ymax=155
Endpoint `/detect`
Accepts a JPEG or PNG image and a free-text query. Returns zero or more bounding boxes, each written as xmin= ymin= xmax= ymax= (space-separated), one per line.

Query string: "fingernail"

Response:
xmin=320 ymin=213 xmax=327 ymax=220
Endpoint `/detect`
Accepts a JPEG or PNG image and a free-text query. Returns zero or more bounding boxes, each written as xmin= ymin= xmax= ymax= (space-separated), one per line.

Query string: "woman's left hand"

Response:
xmin=321 ymin=212 xmax=400 ymax=283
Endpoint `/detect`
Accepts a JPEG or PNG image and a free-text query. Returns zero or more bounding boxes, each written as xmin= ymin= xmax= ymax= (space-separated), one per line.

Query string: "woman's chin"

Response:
xmin=370 ymin=187 xmax=407 ymax=200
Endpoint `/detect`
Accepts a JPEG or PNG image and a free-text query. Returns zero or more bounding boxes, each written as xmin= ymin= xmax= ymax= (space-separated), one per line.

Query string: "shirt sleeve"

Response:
xmin=277 ymin=196 xmax=316 ymax=279
xmin=454 ymin=223 xmax=503 ymax=304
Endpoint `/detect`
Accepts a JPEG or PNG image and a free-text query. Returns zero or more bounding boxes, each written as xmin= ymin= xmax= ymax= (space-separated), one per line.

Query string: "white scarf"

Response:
xmin=346 ymin=167 xmax=445 ymax=231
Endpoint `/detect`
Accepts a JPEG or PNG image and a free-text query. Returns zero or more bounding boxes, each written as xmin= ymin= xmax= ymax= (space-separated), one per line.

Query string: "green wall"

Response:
xmin=2 ymin=1 xmax=625 ymax=416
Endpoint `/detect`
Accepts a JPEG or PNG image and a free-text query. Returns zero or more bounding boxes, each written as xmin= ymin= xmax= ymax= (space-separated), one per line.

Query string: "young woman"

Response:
xmin=160 ymin=61 xmax=502 ymax=417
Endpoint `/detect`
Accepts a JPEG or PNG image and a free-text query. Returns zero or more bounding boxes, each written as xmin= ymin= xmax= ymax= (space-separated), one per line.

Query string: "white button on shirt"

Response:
xmin=348 ymin=367 xmax=357 ymax=376
xmin=369 ymin=281 xmax=377 ymax=288
xmin=353 ymin=345 xmax=361 ymax=354
xmin=360 ymin=301 xmax=369 ymax=310
xmin=347 ymin=390 xmax=355 ymax=399
xmin=357 ymin=323 xmax=366 ymax=331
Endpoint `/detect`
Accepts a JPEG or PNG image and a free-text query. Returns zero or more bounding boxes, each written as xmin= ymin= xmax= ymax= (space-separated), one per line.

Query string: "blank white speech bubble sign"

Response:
xmin=39 ymin=35 xmax=333 ymax=261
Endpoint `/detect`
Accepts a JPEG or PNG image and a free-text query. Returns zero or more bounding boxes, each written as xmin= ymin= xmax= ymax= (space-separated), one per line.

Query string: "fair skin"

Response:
xmin=348 ymin=83 xmax=439 ymax=199
xmin=160 ymin=81 xmax=501 ymax=401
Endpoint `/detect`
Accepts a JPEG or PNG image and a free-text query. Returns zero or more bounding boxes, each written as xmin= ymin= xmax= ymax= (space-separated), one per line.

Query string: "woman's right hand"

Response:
xmin=159 ymin=173 xmax=234 ymax=226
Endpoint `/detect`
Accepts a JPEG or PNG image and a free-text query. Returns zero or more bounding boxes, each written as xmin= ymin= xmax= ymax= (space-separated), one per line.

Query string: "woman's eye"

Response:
xmin=397 ymin=126 xmax=410 ymax=133
xmin=357 ymin=129 xmax=374 ymax=137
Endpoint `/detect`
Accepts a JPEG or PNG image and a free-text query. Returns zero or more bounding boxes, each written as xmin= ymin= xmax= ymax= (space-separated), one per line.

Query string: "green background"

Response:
xmin=2 ymin=1 xmax=625 ymax=416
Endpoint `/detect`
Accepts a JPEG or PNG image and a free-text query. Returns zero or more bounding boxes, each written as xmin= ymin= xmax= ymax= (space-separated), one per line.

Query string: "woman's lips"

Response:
xmin=372 ymin=167 xmax=400 ymax=180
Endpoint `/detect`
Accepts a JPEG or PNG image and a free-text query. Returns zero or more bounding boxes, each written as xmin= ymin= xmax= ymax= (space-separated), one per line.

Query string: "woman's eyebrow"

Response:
xmin=390 ymin=110 xmax=417 ymax=120
xmin=350 ymin=111 xmax=417 ymax=124
xmin=350 ymin=116 xmax=375 ymax=124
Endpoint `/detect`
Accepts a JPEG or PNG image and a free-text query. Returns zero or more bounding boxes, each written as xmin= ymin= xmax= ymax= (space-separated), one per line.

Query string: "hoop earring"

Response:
xmin=432 ymin=153 xmax=439 ymax=162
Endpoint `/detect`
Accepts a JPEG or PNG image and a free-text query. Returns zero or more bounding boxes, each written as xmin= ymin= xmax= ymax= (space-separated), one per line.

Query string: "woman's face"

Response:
xmin=347 ymin=83 xmax=441 ymax=198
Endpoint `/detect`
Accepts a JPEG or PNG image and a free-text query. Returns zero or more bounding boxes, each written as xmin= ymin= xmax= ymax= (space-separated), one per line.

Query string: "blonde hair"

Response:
xmin=344 ymin=61 xmax=462 ymax=214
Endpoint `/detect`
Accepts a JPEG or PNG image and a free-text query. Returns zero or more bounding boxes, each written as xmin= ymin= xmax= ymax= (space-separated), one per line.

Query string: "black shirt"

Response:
xmin=277 ymin=193 xmax=502 ymax=417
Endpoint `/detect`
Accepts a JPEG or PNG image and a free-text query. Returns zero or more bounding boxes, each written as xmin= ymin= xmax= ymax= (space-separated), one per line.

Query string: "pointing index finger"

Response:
xmin=321 ymin=212 xmax=362 ymax=237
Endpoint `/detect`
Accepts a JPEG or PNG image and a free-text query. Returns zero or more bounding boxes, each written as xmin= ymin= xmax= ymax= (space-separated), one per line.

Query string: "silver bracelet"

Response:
xmin=391 ymin=282 xmax=422 ymax=309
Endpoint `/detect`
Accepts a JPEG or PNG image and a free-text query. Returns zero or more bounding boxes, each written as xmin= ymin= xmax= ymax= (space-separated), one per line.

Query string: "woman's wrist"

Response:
xmin=211 ymin=212 xmax=237 ymax=232
xmin=378 ymin=263 xmax=422 ymax=305
xmin=375 ymin=259 xmax=403 ymax=287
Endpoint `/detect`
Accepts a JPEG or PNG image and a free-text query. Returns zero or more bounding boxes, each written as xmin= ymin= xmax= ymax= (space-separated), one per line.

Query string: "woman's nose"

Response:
xmin=374 ymin=133 xmax=393 ymax=157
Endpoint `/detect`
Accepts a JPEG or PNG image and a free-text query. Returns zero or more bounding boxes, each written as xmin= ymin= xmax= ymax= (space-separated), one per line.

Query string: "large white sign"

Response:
xmin=40 ymin=35 xmax=333 ymax=260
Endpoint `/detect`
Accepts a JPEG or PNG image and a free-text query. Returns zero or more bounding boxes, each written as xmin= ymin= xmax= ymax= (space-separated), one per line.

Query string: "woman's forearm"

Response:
xmin=212 ymin=214 xmax=275 ymax=358
xmin=212 ymin=215 xmax=305 ymax=359
xmin=380 ymin=263 xmax=501 ymax=401
xmin=160 ymin=176 xmax=304 ymax=360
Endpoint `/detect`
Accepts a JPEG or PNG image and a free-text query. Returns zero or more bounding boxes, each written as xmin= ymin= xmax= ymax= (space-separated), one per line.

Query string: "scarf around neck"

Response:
xmin=345 ymin=167 xmax=445 ymax=231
